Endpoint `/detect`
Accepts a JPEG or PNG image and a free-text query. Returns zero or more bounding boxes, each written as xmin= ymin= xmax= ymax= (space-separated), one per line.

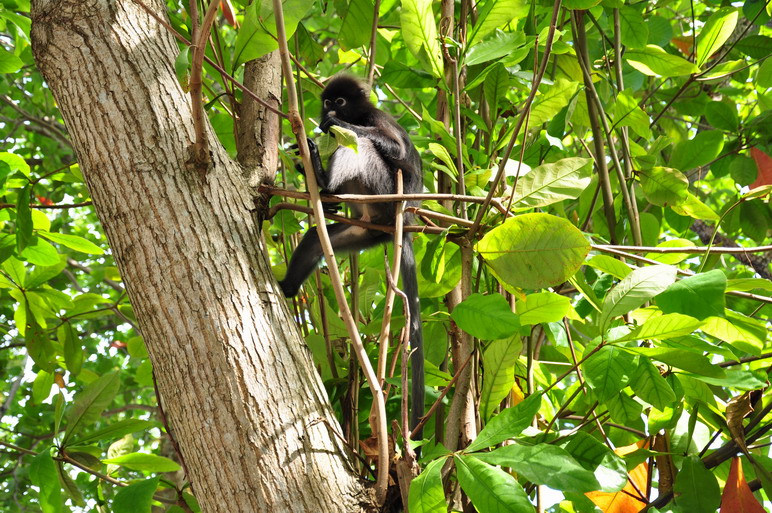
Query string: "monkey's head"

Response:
xmin=320 ymin=75 xmax=371 ymax=127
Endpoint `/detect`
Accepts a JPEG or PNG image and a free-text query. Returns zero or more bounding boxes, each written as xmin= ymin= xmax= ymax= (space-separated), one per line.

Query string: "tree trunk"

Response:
xmin=30 ymin=1 xmax=374 ymax=511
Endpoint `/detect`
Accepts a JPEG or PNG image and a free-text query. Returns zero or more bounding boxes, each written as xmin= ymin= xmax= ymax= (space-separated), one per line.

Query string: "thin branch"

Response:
xmin=468 ymin=0 xmax=562 ymax=239
xmin=129 ymin=0 xmax=286 ymax=119
xmin=594 ymin=243 xmax=772 ymax=254
xmin=271 ymin=0 xmax=389 ymax=502
xmin=366 ymin=0 xmax=382 ymax=86
xmin=0 ymin=201 xmax=92 ymax=210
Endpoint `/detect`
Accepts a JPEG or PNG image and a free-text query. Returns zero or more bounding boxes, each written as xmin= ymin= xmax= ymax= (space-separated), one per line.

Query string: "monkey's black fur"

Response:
xmin=279 ymin=76 xmax=425 ymax=438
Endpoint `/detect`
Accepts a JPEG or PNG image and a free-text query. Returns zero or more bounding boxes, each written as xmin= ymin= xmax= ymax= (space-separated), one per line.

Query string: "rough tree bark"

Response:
xmin=30 ymin=1 xmax=375 ymax=511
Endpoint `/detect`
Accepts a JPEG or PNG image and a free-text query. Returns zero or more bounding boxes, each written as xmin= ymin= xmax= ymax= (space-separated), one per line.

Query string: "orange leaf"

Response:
xmin=219 ymin=0 xmax=237 ymax=27
xmin=720 ymin=457 xmax=766 ymax=513
xmin=672 ymin=36 xmax=694 ymax=57
xmin=750 ymin=148 xmax=772 ymax=188
xmin=586 ymin=440 xmax=650 ymax=513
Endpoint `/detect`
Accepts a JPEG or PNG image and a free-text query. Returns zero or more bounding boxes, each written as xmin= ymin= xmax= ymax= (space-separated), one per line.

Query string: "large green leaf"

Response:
xmin=614 ymin=312 xmax=704 ymax=342
xmin=510 ymin=157 xmax=592 ymax=209
xmin=516 ymin=292 xmax=572 ymax=325
xmin=72 ymin=419 xmax=155 ymax=446
xmin=0 ymin=47 xmax=23 ymax=73
xmin=29 ymin=449 xmax=62 ymax=513
xmin=450 ymin=293 xmax=520 ymax=340
xmin=565 ymin=432 xmax=627 ymax=492
xmin=408 ymin=457 xmax=446 ymax=513
xmin=669 ymin=131 xmax=725 ymax=172
xmin=705 ymin=101 xmax=739 ymax=131
xmin=103 ymin=452 xmax=181 ymax=472
xmin=695 ymin=7 xmax=738 ymax=68
xmin=582 ymin=345 xmax=636 ymax=401
xmin=233 ymin=0 xmax=312 ymax=66
xmin=455 ymin=455 xmax=535 ymax=513
xmin=468 ymin=0 xmax=529 ymax=46
xmin=626 ymin=45 xmax=700 ymax=77
xmin=624 ymin=347 xmax=725 ymax=378
xmin=466 ymin=30 xmax=525 ymax=66
xmin=467 ymin=393 xmax=542 ymax=452
xmin=630 ymin=357 xmax=677 ymax=409
xmin=655 ymin=270 xmax=726 ymax=320
xmin=400 ymin=0 xmax=443 ymax=78
xmin=112 ymin=477 xmax=160 ymax=513
xmin=15 ymin=185 xmax=32 ymax=253
xmin=618 ymin=7 xmax=648 ymax=48
xmin=62 ymin=372 xmax=120 ymax=445
xmin=38 ymin=231 xmax=104 ymax=255
xmin=475 ymin=443 xmax=601 ymax=493
xmin=479 ymin=336 xmax=521 ymax=420
xmin=639 ymin=166 xmax=688 ymax=207
xmin=477 ymin=213 xmax=590 ymax=290
xmin=338 ymin=0 xmax=374 ymax=50
xmin=599 ymin=265 xmax=677 ymax=330
xmin=529 ymin=79 xmax=579 ymax=127
xmin=702 ymin=310 xmax=766 ymax=354
xmin=673 ymin=456 xmax=720 ymax=512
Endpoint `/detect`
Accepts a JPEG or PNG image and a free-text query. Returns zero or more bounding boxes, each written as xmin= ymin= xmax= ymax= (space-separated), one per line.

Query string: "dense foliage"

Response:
xmin=2 ymin=0 xmax=772 ymax=511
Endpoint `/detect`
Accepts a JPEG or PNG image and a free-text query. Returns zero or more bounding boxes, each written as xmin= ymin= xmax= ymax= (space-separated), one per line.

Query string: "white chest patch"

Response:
xmin=327 ymin=138 xmax=390 ymax=193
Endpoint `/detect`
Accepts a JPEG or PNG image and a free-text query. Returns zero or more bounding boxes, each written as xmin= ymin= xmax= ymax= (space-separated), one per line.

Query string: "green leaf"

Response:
xmin=174 ymin=46 xmax=190 ymax=91
xmin=455 ymin=455 xmax=535 ymax=513
xmin=20 ymin=237 xmax=61 ymax=266
xmin=0 ymin=47 xmax=23 ymax=73
xmin=565 ymin=432 xmax=627 ymax=492
xmin=695 ymin=7 xmax=738 ymax=68
xmin=103 ymin=452 xmax=181 ymax=473
xmin=586 ymin=255 xmax=631 ymax=279
xmin=529 ymin=79 xmax=579 ymax=127
xmin=702 ymin=310 xmax=766 ymax=355
xmin=112 ymin=477 xmax=160 ymax=513
xmin=705 ymin=101 xmax=738 ymax=132
xmin=29 ymin=449 xmax=62 ymax=513
xmin=25 ymin=307 xmax=54 ymax=372
xmin=73 ymin=419 xmax=155 ymax=446
xmin=339 ymin=0 xmax=373 ymax=50
xmin=611 ymin=90 xmax=651 ymax=139
xmin=475 ymin=443 xmax=601 ymax=493
xmin=63 ymin=372 xmax=120 ymax=445
xmin=614 ymin=313 xmax=703 ymax=342
xmin=477 ymin=213 xmax=590 ymax=290
xmin=466 ymin=30 xmax=525 ymax=66
xmin=15 ymin=185 xmax=32 ymax=253
xmin=450 ymin=293 xmax=520 ymax=340
xmin=735 ymin=35 xmax=772 ymax=59
xmin=639 ymin=166 xmax=688 ymax=207
xmin=32 ymin=369 xmax=54 ymax=404
xmin=645 ymin=239 xmax=697 ymax=265
xmin=730 ymin=156 xmax=758 ymax=186
xmin=673 ymin=456 xmax=720 ymax=512
xmin=467 ymin=393 xmax=542 ymax=451
xmin=582 ymin=345 xmax=636 ymax=401
xmin=408 ymin=457 xmax=446 ymax=513
xmin=606 ymin=393 xmax=644 ymax=430
xmin=233 ymin=0 xmax=312 ymax=66
xmin=670 ymin=131 xmax=725 ymax=172
xmin=671 ymin=192 xmax=719 ymax=220
xmin=468 ymin=0 xmax=529 ymax=46
xmin=516 ymin=292 xmax=572 ymax=325
xmin=57 ymin=322 xmax=83 ymax=376
xmin=511 ymin=157 xmax=593 ymax=209
xmin=625 ymin=45 xmax=700 ymax=77
xmin=630 ymin=357 xmax=677 ymax=409
xmin=483 ymin=63 xmax=510 ymax=110
xmin=655 ymin=270 xmax=726 ymax=320
xmin=624 ymin=347 xmax=725 ymax=378
xmin=400 ymin=0 xmax=443 ymax=78
xmin=618 ymin=7 xmax=648 ymax=48
xmin=39 ymin=231 xmax=104 ymax=255
xmin=599 ymin=265 xmax=677 ymax=330
xmin=480 ymin=336 xmax=522 ymax=420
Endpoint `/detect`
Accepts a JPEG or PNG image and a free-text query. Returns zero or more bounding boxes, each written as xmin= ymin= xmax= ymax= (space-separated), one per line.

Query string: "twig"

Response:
xmin=377 ymin=170 xmax=406 ymax=382
xmin=468 ymin=0 xmax=562 ymax=239
xmin=271 ymin=0 xmax=389 ymax=503
xmin=594 ymin=243 xmax=772 ymax=254
xmin=366 ymin=0 xmax=382 ymax=86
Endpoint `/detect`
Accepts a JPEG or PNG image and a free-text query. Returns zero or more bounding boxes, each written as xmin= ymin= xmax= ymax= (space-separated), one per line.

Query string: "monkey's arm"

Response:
xmin=321 ymin=114 xmax=409 ymax=164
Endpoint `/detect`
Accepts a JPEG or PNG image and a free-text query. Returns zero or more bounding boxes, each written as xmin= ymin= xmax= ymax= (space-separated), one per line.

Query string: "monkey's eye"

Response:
xmin=323 ymin=99 xmax=332 ymax=108
xmin=335 ymin=98 xmax=346 ymax=106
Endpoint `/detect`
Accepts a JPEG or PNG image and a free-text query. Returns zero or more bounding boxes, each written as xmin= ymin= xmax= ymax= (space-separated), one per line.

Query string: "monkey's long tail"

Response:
xmin=400 ymin=234 xmax=424 ymax=441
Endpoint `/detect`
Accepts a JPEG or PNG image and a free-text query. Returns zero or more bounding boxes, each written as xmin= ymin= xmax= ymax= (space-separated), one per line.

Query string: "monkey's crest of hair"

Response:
xmin=322 ymin=75 xmax=370 ymax=103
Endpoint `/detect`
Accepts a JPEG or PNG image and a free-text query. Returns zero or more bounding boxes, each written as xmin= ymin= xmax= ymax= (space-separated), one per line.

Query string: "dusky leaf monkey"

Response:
xmin=279 ymin=75 xmax=425 ymax=437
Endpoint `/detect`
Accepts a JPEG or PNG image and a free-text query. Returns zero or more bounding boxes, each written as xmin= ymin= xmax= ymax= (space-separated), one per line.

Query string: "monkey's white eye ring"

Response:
xmin=324 ymin=99 xmax=332 ymax=108
xmin=335 ymin=98 xmax=346 ymax=106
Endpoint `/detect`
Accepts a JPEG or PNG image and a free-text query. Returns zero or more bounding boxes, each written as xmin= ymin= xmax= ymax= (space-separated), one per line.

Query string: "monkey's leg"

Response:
xmin=279 ymin=224 xmax=389 ymax=297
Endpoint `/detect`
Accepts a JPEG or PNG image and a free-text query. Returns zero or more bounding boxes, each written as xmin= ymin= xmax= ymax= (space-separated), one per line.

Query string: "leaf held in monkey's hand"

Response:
xmin=316 ymin=133 xmax=339 ymax=158
xmin=329 ymin=125 xmax=359 ymax=153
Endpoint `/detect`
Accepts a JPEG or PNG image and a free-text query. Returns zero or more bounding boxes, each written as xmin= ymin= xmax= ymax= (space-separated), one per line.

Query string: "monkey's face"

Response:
xmin=320 ymin=76 xmax=370 ymax=127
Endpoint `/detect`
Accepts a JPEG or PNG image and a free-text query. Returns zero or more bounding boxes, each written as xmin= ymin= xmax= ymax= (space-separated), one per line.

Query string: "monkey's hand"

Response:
xmin=320 ymin=113 xmax=345 ymax=133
